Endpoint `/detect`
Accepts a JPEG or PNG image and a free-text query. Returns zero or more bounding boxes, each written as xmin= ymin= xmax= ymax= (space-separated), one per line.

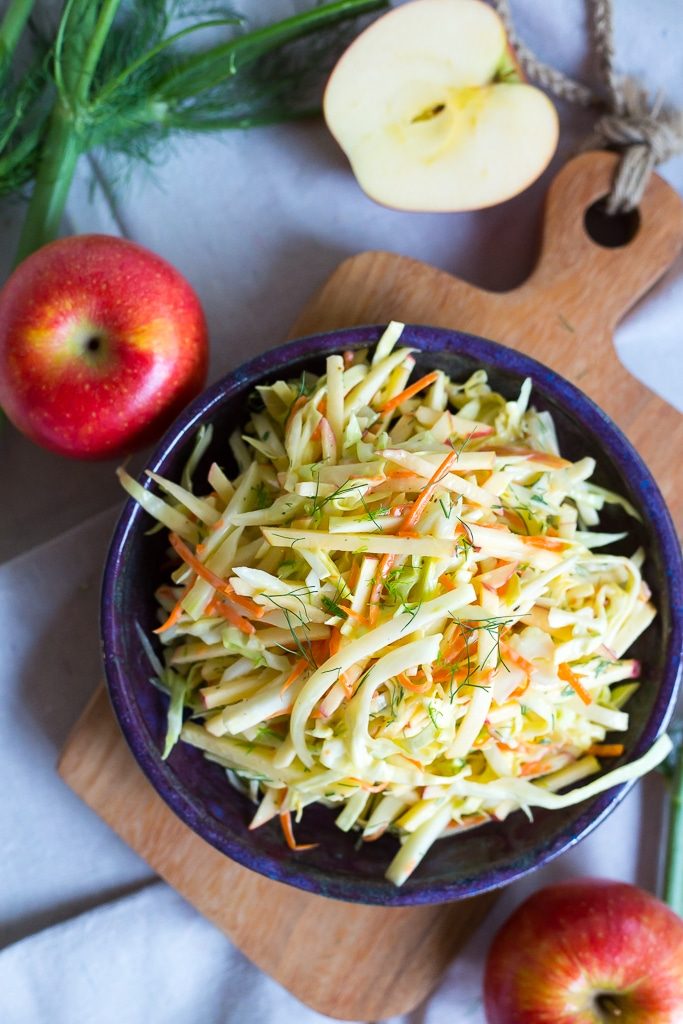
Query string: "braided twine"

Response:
xmin=490 ymin=0 xmax=683 ymax=213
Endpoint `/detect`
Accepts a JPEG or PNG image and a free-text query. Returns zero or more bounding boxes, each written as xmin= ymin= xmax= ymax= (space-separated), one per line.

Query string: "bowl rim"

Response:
xmin=102 ymin=323 xmax=683 ymax=906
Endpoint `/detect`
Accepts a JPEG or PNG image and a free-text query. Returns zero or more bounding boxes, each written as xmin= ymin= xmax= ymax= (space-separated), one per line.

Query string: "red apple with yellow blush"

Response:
xmin=0 ymin=234 xmax=208 ymax=458
xmin=484 ymin=879 xmax=683 ymax=1024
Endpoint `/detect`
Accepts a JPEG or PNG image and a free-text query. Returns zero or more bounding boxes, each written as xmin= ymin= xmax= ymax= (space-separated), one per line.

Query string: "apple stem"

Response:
xmin=595 ymin=994 xmax=624 ymax=1019
xmin=664 ymin=735 xmax=683 ymax=917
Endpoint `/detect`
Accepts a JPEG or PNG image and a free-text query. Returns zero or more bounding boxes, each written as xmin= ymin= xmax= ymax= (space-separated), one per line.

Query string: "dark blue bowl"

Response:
xmin=101 ymin=324 xmax=682 ymax=906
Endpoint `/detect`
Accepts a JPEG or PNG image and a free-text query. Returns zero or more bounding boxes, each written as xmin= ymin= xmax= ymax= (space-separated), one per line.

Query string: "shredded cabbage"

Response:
xmin=120 ymin=322 xmax=669 ymax=886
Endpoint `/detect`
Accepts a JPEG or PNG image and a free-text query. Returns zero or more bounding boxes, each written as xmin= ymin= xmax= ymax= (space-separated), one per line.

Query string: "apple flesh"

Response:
xmin=484 ymin=879 xmax=683 ymax=1024
xmin=324 ymin=0 xmax=558 ymax=211
xmin=0 ymin=234 xmax=208 ymax=459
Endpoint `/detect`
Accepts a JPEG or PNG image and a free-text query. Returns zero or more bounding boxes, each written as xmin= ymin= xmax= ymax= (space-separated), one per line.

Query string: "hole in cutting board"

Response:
xmin=584 ymin=198 xmax=640 ymax=248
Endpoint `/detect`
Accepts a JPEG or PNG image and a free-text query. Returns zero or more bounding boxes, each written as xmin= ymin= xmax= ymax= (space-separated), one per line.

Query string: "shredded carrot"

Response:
xmin=491 ymin=446 xmax=570 ymax=468
xmin=441 ymin=630 xmax=468 ymax=666
xmin=168 ymin=532 xmax=233 ymax=599
xmin=206 ymin=596 xmax=255 ymax=635
xmin=339 ymin=603 xmax=371 ymax=625
xmin=280 ymin=657 xmax=308 ymax=695
xmin=380 ymin=371 xmax=440 ymax=414
xmin=338 ymin=673 xmax=354 ymax=698
xmin=365 ymin=454 xmax=456 ymax=618
xmin=279 ymin=810 xmax=318 ymax=851
xmin=348 ymin=561 xmax=361 ymax=590
xmin=432 ymin=667 xmax=469 ymax=686
xmin=438 ymin=573 xmax=457 ymax=592
xmin=401 ymin=449 xmax=460 ymax=534
xmin=228 ymin=591 xmax=266 ymax=619
xmin=502 ymin=508 xmax=528 ymax=535
xmin=510 ymin=680 xmax=530 ymax=699
xmin=587 ymin=743 xmax=624 ymax=757
xmin=329 ymin=626 xmax=342 ymax=657
xmin=520 ymin=758 xmax=555 ymax=778
xmin=500 ymin=640 xmax=535 ymax=677
xmin=154 ymin=593 xmax=186 ymax=634
xmin=311 ymin=638 xmax=330 ymax=666
xmin=397 ymin=671 xmax=432 ymax=694
xmin=169 ymin=533 xmax=267 ymax=626
xmin=558 ymin=662 xmax=592 ymax=705
xmin=526 ymin=534 xmax=568 ymax=551
xmin=347 ymin=779 xmax=388 ymax=793
xmin=367 ymin=553 xmax=396 ymax=624
xmin=494 ymin=736 xmax=518 ymax=753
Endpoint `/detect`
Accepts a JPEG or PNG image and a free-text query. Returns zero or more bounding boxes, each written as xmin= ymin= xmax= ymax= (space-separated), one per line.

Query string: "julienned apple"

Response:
xmin=0 ymin=234 xmax=208 ymax=459
xmin=324 ymin=0 xmax=558 ymax=211
xmin=484 ymin=879 xmax=683 ymax=1024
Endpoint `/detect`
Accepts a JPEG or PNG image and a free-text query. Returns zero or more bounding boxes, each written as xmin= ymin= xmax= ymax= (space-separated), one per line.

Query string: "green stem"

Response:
xmin=14 ymin=101 xmax=81 ymax=264
xmin=14 ymin=0 xmax=124 ymax=264
xmin=92 ymin=17 xmax=241 ymax=109
xmin=155 ymin=0 xmax=387 ymax=102
xmin=664 ymin=740 xmax=683 ymax=916
xmin=0 ymin=120 xmax=42 ymax=174
xmin=0 ymin=0 xmax=35 ymax=66
xmin=74 ymin=0 xmax=124 ymax=105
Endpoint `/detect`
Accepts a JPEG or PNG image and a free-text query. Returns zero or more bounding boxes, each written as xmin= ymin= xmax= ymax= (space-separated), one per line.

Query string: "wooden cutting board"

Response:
xmin=58 ymin=151 xmax=683 ymax=1021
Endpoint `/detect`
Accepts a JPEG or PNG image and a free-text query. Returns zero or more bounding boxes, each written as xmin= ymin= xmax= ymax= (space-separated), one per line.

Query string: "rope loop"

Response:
xmin=489 ymin=0 xmax=683 ymax=213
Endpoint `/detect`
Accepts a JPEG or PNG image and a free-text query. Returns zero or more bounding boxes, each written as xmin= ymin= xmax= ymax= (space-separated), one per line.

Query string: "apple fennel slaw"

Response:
xmin=119 ymin=323 xmax=671 ymax=886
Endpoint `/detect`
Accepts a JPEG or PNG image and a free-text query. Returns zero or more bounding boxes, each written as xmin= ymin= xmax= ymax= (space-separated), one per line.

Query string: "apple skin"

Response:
xmin=0 ymin=234 xmax=209 ymax=459
xmin=484 ymin=879 xmax=683 ymax=1024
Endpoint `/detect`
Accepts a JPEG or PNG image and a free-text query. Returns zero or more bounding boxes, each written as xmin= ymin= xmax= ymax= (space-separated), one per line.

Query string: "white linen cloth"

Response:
xmin=0 ymin=1 xmax=681 ymax=1021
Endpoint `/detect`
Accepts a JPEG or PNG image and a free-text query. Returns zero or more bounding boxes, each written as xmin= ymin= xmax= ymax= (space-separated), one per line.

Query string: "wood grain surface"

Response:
xmin=59 ymin=151 xmax=683 ymax=1021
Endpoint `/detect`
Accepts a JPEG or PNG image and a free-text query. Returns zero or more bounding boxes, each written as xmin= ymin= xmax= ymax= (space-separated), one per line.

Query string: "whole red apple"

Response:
xmin=484 ymin=879 xmax=683 ymax=1024
xmin=0 ymin=234 xmax=208 ymax=458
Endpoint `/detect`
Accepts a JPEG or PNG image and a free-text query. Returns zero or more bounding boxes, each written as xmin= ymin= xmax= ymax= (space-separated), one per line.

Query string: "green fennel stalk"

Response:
xmin=664 ymin=734 xmax=683 ymax=917
xmin=0 ymin=0 xmax=35 ymax=65
xmin=4 ymin=0 xmax=387 ymax=264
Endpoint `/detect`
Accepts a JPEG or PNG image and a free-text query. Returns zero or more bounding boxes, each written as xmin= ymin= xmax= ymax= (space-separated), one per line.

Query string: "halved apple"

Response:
xmin=324 ymin=0 xmax=559 ymax=211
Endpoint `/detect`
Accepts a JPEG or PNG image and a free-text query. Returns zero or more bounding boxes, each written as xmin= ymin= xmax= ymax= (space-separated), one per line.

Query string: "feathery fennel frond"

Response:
xmin=9 ymin=0 xmax=387 ymax=260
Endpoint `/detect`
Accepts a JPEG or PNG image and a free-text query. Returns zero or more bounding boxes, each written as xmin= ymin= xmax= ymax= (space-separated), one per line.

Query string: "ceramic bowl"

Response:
xmin=101 ymin=324 xmax=682 ymax=906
